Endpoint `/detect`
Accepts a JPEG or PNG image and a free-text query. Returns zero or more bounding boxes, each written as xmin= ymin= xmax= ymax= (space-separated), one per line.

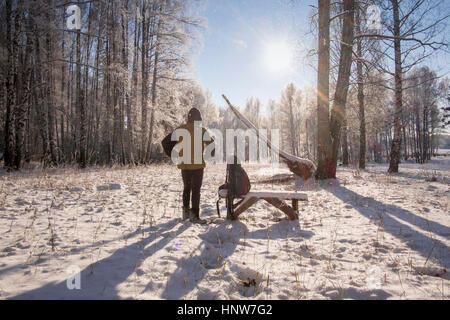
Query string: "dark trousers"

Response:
xmin=181 ymin=169 xmax=204 ymax=210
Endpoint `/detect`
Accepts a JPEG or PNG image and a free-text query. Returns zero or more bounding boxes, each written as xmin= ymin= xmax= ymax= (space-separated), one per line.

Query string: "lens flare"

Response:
xmin=263 ymin=40 xmax=293 ymax=74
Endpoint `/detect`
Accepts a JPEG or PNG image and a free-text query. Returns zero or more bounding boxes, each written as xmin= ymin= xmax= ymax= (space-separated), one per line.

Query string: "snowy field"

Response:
xmin=0 ymin=158 xmax=448 ymax=300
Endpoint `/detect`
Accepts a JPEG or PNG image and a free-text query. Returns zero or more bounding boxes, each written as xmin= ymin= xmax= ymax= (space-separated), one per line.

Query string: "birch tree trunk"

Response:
xmin=76 ymin=24 xmax=86 ymax=168
xmin=315 ymin=0 xmax=332 ymax=179
xmin=146 ymin=2 xmax=164 ymax=162
xmin=34 ymin=20 xmax=52 ymax=166
xmin=45 ymin=0 xmax=58 ymax=165
xmin=141 ymin=0 xmax=149 ymax=163
xmin=388 ymin=0 xmax=403 ymax=173
xmin=342 ymin=117 xmax=349 ymax=166
xmin=14 ymin=9 xmax=32 ymax=170
xmin=356 ymin=2 xmax=366 ymax=169
xmin=4 ymin=0 xmax=17 ymax=170
xmin=329 ymin=0 xmax=355 ymax=178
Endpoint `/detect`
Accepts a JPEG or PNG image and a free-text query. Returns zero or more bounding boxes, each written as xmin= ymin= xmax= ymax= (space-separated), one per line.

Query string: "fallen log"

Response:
xmin=256 ymin=174 xmax=296 ymax=184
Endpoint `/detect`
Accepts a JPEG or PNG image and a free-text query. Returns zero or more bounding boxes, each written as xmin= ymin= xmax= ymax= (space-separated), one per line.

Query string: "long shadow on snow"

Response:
xmin=163 ymin=219 xmax=314 ymax=299
xmin=0 ymin=218 xmax=176 ymax=279
xmin=10 ymin=219 xmax=190 ymax=299
xmin=326 ymin=182 xmax=449 ymax=269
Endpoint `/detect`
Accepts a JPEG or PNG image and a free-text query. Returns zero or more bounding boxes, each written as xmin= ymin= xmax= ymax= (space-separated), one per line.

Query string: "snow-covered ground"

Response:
xmin=0 ymin=158 xmax=448 ymax=300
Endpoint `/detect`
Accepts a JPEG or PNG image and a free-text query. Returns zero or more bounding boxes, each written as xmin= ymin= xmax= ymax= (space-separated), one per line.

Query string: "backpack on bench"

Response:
xmin=216 ymin=160 xmax=251 ymax=219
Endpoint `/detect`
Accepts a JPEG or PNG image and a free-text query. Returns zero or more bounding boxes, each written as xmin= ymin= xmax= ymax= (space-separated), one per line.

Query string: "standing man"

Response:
xmin=175 ymin=108 xmax=214 ymax=224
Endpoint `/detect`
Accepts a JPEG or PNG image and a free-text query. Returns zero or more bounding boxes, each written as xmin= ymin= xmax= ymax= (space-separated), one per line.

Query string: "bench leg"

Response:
xmin=292 ymin=199 xmax=298 ymax=211
xmin=263 ymin=198 xmax=298 ymax=220
xmin=229 ymin=197 xmax=302 ymax=221
xmin=234 ymin=197 xmax=259 ymax=218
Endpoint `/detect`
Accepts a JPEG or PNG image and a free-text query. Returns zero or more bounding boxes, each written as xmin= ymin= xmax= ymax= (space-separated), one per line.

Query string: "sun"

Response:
xmin=262 ymin=40 xmax=293 ymax=74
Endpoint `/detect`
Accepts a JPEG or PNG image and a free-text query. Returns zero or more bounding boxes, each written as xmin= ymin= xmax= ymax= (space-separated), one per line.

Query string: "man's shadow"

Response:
xmin=326 ymin=182 xmax=449 ymax=269
xmin=10 ymin=219 xmax=191 ymax=299
xmin=162 ymin=219 xmax=314 ymax=299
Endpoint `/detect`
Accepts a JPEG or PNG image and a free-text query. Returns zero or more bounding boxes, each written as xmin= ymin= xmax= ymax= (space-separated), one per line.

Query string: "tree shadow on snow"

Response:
xmin=9 ymin=219 xmax=191 ymax=299
xmin=326 ymin=182 xmax=449 ymax=269
xmin=0 ymin=221 xmax=178 ymax=280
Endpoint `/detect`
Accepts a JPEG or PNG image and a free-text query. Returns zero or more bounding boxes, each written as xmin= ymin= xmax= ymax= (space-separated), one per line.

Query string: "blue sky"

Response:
xmin=191 ymin=0 xmax=450 ymax=112
xmin=192 ymin=0 xmax=317 ymax=111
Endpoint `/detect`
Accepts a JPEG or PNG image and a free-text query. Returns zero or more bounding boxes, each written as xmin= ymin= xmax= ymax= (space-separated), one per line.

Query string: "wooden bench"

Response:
xmin=218 ymin=189 xmax=308 ymax=220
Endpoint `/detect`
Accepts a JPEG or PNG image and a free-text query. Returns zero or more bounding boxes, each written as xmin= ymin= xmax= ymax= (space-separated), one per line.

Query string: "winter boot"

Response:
xmin=190 ymin=208 xmax=207 ymax=225
xmin=182 ymin=207 xmax=191 ymax=221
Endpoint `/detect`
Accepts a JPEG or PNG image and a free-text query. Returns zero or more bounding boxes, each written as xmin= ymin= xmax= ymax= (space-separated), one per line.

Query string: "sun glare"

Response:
xmin=263 ymin=40 xmax=293 ymax=74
